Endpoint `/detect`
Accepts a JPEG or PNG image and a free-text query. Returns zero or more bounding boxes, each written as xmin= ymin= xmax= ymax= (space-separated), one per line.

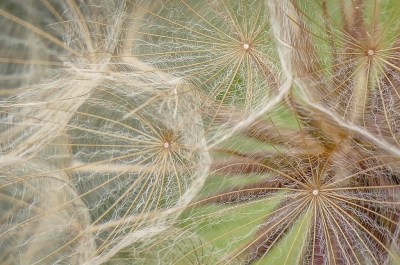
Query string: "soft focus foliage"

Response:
xmin=0 ymin=0 xmax=399 ymax=264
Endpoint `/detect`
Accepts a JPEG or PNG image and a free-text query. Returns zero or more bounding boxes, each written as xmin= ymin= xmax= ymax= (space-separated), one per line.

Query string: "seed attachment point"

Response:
xmin=163 ymin=142 xmax=170 ymax=149
xmin=367 ymin=49 xmax=374 ymax=56
xmin=243 ymin=43 xmax=250 ymax=50
xmin=312 ymin=189 xmax=319 ymax=196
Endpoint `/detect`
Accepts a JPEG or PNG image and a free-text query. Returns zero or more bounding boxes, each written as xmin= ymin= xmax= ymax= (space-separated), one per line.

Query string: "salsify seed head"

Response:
xmin=181 ymin=98 xmax=400 ymax=264
xmin=1 ymin=0 xmax=400 ymax=264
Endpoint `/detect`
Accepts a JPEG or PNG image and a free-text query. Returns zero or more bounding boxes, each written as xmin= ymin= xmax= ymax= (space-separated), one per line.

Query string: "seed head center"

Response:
xmin=243 ymin=43 xmax=250 ymax=50
xmin=367 ymin=49 xmax=374 ymax=56
xmin=163 ymin=142 xmax=170 ymax=149
xmin=312 ymin=189 xmax=319 ymax=196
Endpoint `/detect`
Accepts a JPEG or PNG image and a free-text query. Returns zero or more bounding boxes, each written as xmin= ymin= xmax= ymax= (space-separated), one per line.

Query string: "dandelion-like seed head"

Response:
xmin=2 ymin=0 xmax=400 ymax=264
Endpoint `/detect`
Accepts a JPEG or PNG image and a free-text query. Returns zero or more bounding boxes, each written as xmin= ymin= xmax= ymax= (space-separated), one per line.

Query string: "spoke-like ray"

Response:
xmin=0 ymin=9 xmax=80 ymax=56
xmin=0 ymin=146 xmax=161 ymax=238
xmin=226 ymin=196 xmax=310 ymax=264
xmin=134 ymin=192 xmax=291 ymax=260
xmin=173 ymin=193 xmax=308 ymax=264
xmin=318 ymin=57 xmax=369 ymax=103
xmin=127 ymin=0 xmax=236 ymax=45
xmin=317 ymin=197 xmax=337 ymax=265
xmin=324 ymin=193 xmax=400 ymax=226
xmin=92 ymin=151 xmax=168 ymax=257
xmin=0 ymin=58 xmax=64 ymax=66
xmin=178 ymin=0 xmax=239 ymax=43
xmin=286 ymin=0 xmax=366 ymax=51
xmin=319 ymin=196 xmax=358 ymax=264
xmin=211 ymin=149 xmax=311 ymax=189
xmin=199 ymin=185 xmax=299 ymax=205
xmin=263 ymin=199 xmax=312 ymax=265
xmin=324 ymin=161 xmax=400 ymax=188
xmin=324 ymin=195 xmax=397 ymax=264
xmin=39 ymin=0 xmax=87 ymax=52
